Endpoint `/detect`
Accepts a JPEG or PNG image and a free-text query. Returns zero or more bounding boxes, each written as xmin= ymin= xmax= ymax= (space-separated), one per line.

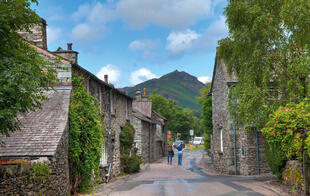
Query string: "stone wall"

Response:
xmin=72 ymin=67 xmax=133 ymax=180
xmin=212 ymin=59 xmax=235 ymax=174
xmin=282 ymin=160 xmax=304 ymax=191
xmin=211 ymin=59 xmax=270 ymax=175
xmin=0 ymin=124 xmax=70 ymax=196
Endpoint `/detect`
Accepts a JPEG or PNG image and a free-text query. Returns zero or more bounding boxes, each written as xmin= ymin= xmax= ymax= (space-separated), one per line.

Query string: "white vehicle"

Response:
xmin=193 ymin=137 xmax=203 ymax=145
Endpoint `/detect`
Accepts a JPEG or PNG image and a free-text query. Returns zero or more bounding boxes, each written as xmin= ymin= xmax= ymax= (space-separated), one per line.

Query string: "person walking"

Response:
xmin=176 ymin=144 xmax=183 ymax=166
xmin=167 ymin=143 xmax=174 ymax=165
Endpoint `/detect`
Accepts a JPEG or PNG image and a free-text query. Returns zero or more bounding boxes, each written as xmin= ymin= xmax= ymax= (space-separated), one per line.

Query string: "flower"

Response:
xmin=286 ymin=130 xmax=289 ymax=134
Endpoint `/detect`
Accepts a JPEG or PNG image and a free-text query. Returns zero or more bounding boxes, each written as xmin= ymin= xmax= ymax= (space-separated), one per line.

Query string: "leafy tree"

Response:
xmin=0 ymin=0 xmax=57 ymax=136
xmin=149 ymin=93 xmax=199 ymax=141
xmin=69 ymin=75 xmax=103 ymax=193
xmin=198 ymin=83 xmax=212 ymax=150
xmin=218 ymin=0 xmax=310 ymax=128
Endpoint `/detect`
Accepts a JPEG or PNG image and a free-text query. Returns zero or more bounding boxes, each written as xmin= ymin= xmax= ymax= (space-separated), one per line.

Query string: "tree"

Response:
xmin=218 ymin=0 xmax=310 ymax=128
xmin=69 ymin=75 xmax=103 ymax=193
xmin=149 ymin=93 xmax=199 ymax=141
xmin=198 ymin=83 xmax=212 ymax=149
xmin=0 ymin=0 xmax=57 ymax=136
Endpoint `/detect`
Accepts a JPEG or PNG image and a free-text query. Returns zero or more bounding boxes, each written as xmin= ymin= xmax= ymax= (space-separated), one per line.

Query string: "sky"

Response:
xmin=33 ymin=0 xmax=228 ymax=87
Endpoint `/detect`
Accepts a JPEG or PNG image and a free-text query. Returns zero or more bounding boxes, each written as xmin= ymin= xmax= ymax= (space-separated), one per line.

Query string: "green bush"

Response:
xmin=119 ymin=123 xmax=142 ymax=174
xmin=120 ymin=123 xmax=135 ymax=155
xmin=203 ymin=133 xmax=211 ymax=151
xmin=262 ymin=98 xmax=310 ymax=178
xmin=29 ymin=163 xmax=50 ymax=182
xmin=265 ymin=142 xmax=287 ymax=178
xmin=69 ymin=75 xmax=103 ymax=193
xmin=120 ymin=155 xmax=141 ymax=174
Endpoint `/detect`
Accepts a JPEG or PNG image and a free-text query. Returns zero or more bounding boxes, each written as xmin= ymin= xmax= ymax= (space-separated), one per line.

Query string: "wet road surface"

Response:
xmin=95 ymin=149 xmax=289 ymax=196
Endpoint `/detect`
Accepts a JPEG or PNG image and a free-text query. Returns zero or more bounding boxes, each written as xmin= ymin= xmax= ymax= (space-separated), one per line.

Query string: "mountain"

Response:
xmin=123 ymin=70 xmax=205 ymax=111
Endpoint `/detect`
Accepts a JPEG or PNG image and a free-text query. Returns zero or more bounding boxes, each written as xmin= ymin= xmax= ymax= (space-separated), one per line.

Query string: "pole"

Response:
xmin=233 ymin=117 xmax=237 ymax=175
xmin=255 ymin=128 xmax=260 ymax=175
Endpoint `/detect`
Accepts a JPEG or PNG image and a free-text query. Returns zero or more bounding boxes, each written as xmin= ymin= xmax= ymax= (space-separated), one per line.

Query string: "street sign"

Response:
xmin=190 ymin=130 xmax=194 ymax=136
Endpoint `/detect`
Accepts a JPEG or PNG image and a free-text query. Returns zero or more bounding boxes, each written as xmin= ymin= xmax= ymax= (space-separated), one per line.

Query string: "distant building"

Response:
xmin=209 ymin=55 xmax=270 ymax=175
xmin=132 ymin=89 xmax=167 ymax=163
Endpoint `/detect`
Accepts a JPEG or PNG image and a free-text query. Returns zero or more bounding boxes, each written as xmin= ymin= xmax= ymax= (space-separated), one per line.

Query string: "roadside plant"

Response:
xmin=119 ymin=123 xmax=141 ymax=174
xmin=69 ymin=75 xmax=103 ymax=193
xmin=262 ymin=99 xmax=310 ymax=177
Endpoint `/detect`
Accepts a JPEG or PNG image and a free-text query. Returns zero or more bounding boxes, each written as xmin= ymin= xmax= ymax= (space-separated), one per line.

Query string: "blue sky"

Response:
xmin=33 ymin=0 xmax=228 ymax=87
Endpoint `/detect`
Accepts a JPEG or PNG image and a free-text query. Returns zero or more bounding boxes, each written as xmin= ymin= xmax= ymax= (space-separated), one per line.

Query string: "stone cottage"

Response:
xmin=0 ymin=19 xmax=73 ymax=195
xmin=0 ymin=88 xmax=71 ymax=195
xmin=209 ymin=55 xmax=270 ymax=175
xmin=132 ymin=89 xmax=167 ymax=163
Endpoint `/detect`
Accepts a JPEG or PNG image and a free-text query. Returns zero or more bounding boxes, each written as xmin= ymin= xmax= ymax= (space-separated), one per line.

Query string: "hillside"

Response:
xmin=123 ymin=70 xmax=204 ymax=111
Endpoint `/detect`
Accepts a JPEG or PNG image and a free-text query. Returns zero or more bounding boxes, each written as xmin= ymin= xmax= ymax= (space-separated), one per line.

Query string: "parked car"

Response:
xmin=173 ymin=140 xmax=185 ymax=148
xmin=193 ymin=137 xmax=203 ymax=145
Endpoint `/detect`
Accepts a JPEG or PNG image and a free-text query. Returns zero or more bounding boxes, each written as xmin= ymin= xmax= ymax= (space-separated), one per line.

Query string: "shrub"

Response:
xmin=119 ymin=123 xmax=135 ymax=155
xmin=265 ymin=142 xmax=287 ymax=178
xmin=29 ymin=163 xmax=50 ymax=182
xmin=262 ymin=98 xmax=310 ymax=177
xmin=120 ymin=155 xmax=141 ymax=174
xmin=69 ymin=75 xmax=103 ymax=193
xmin=119 ymin=123 xmax=142 ymax=174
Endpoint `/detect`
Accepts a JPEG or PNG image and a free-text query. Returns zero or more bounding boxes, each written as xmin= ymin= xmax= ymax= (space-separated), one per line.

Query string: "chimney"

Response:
xmin=17 ymin=18 xmax=47 ymax=50
xmin=53 ymin=43 xmax=78 ymax=64
xmin=143 ymin=88 xmax=147 ymax=96
xmin=67 ymin=43 xmax=72 ymax=51
xmin=104 ymin=75 xmax=108 ymax=83
xmin=135 ymin=91 xmax=142 ymax=101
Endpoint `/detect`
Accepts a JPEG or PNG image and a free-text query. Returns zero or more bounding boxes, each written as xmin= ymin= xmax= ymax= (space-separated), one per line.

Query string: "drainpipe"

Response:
xmin=255 ymin=127 xmax=260 ymax=175
xmin=233 ymin=117 xmax=237 ymax=175
xmin=107 ymin=89 xmax=113 ymax=183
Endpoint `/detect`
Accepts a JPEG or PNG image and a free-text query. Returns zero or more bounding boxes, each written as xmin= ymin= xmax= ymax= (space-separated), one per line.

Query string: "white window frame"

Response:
xmin=220 ymin=129 xmax=223 ymax=153
xmin=100 ymin=144 xmax=108 ymax=166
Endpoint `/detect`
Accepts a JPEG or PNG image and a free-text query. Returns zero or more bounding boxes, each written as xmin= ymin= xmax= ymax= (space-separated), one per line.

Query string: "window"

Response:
xmin=241 ymin=140 xmax=246 ymax=158
xmin=100 ymin=144 xmax=108 ymax=166
xmin=220 ymin=129 xmax=223 ymax=153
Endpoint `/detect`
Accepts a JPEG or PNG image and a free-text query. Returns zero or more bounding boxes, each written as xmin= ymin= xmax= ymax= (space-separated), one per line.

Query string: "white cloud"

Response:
xmin=198 ymin=76 xmax=212 ymax=84
xmin=130 ymin=68 xmax=158 ymax=85
xmin=96 ymin=64 xmax=121 ymax=85
xmin=47 ymin=27 xmax=62 ymax=44
xmin=166 ymin=16 xmax=228 ymax=55
xmin=166 ymin=29 xmax=200 ymax=55
xmin=129 ymin=40 xmax=158 ymax=51
xmin=116 ymin=0 xmax=212 ymax=28
xmin=71 ymin=2 xmax=114 ymax=44
xmin=72 ymin=4 xmax=91 ymax=21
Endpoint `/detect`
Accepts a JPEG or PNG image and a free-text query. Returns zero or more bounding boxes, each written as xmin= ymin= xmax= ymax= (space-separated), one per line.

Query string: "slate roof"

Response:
xmin=0 ymin=89 xmax=71 ymax=157
xmin=133 ymin=110 xmax=152 ymax=123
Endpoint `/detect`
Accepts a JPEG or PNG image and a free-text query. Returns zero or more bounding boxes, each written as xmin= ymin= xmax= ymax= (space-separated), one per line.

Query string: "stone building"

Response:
xmin=209 ymin=56 xmax=270 ymax=175
xmin=0 ymin=88 xmax=71 ymax=195
xmin=132 ymin=90 xmax=167 ymax=163
xmin=0 ymin=17 xmax=134 ymax=196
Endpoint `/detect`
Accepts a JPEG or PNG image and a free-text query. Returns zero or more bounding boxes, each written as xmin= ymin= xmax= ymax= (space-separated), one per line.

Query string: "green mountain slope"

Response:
xmin=123 ymin=70 xmax=204 ymax=111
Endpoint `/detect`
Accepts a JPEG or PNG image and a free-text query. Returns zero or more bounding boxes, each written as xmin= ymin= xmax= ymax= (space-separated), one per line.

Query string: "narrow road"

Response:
xmin=95 ymin=149 xmax=289 ymax=196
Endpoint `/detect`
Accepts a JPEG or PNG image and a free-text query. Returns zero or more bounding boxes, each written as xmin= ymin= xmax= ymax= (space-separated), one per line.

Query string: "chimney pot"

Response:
xmin=104 ymin=75 xmax=108 ymax=83
xmin=143 ymin=88 xmax=147 ymax=96
xmin=67 ymin=43 xmax=72 ymax=51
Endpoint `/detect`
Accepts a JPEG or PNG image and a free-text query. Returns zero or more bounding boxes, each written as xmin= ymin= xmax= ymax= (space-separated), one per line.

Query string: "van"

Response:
xmin=193 ymin=137 xmax=203 ymax=145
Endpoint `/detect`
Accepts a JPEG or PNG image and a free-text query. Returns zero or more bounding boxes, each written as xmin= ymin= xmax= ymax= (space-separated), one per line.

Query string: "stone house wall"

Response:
xmin=133 ymin=116 xmax=151 ymax=163
xmin=211 ymin=58 xmax=269 ymax=175
xmin=0 ymin=124 xmax=70 ymax=196
xmin=72 ymin=65 xmax=133 ymax=180
xmin=212 ymin=59 xmax=235 ymax=174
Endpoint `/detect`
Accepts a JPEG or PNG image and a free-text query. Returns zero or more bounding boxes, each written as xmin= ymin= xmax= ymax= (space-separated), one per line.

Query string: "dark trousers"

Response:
xmin=167 ymin=153 xmax=173 ymax=164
